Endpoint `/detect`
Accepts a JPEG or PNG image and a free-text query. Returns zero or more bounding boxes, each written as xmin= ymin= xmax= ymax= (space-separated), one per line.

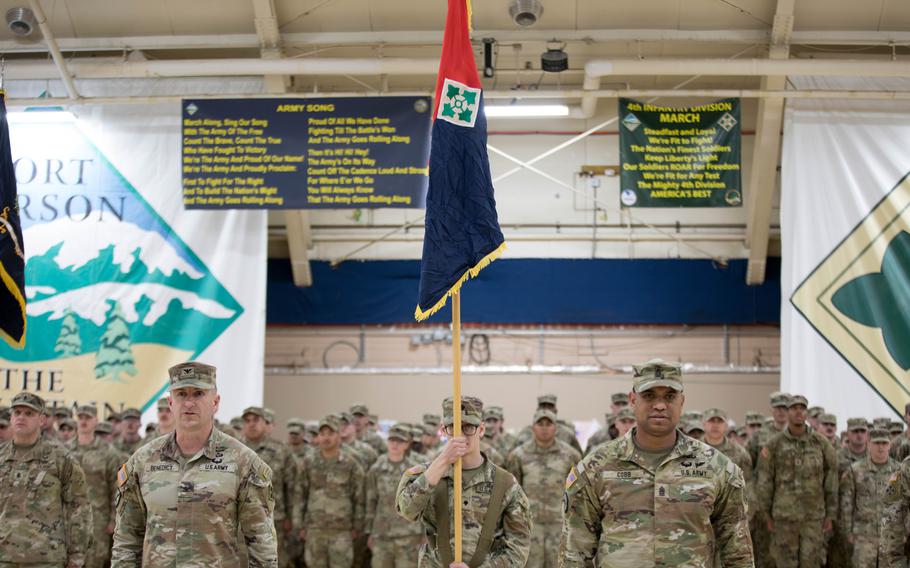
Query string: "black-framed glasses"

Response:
xmin=444 ymin=423 xmax=478 ymax=437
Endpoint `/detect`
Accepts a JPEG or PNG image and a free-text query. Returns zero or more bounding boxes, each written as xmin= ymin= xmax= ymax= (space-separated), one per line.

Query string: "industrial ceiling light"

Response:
xmin=509 ymin=0 xmax=543 ymax=27
xmin=541 ymin=41 xmax=568 ymax=73
xmin=6 ymin=7 xmax=36 ymax=37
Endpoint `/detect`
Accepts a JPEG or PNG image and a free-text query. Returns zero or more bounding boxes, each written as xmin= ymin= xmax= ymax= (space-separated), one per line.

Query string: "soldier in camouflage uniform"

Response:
xmin=817 ymin=413 xmax=839 ymax=446
xmin=560 ymin=360 xmax=753 ymax=567
xmin=243 ymin=406 xmax=297 ymax=568
xmin=889 ymin=402 xmax=910 ymax=462
xmin=286 ymin=419 xmax=311 ymax=461
xmin=0 ymin=392 xmax=93 ymax=567
xmin=482 ymin=406 xmax=517 ymax=456
xmin=421 ymin=414 xmax=441 ymax=455
xmin=839 ymin=428 xmax=897 ymax=567
xmin=295 ymin=414 xmax=366 ymax=568
xmin=70 ymin=404 xmax=123 ymax=568
xmin=396 ymin=395 xmax=531 ymax=568
xmin=57 ymin=417 xmax=77 ymax=443
xmin=515 ymin=395 xmax=582 ymax=454
xmin=506 ymin=408 xmax=580 ymax=568
xmin=115 ymin=408 xmax=144 ymax=455
xmin=879 ymin=447 xmax=910 ymax=566
xmin=339 ymin=411 xmax=379 ymax=470
xmin=703 ymin=408 xmax=754 ymax=512
xmin=889 ymin=420 xmax=904 ymax=439
xmin=749 ymin=393 xmax=790 ymax=568
xmin=352 ymin=404 xmax=387 ymax=456
xmin=757 ymin=394 xmax=837 ymax=568
xmin=0 ymin=408 xmax=10 ymax=442
xmin=112 ymin=362 xmax=278 ymax=567
xmin=828 ymin=417 xmax=869 ymax=568
xmin=366 ymin=423 xmax=423 ymax=568
xmin=745 ymin=412 xmax=764 ymax=441
xmin=807 ymin=406 xmax=825 ymax=431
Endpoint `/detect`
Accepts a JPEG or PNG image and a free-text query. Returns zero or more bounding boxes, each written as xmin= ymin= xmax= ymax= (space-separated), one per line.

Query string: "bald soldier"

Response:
xmin=397 ymin=395 xmax=532 ymax=567
xmin=112 ymin=362 xmax=278 ymax=567
xmin=560 ymin=359 xmax=753 ymax=567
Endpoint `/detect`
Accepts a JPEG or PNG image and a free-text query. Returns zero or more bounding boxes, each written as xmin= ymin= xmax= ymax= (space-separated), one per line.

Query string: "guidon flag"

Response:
xmin=0 ymin=91 xmax=25 ymax=348
xmin=414 ymin=0 xmax=505 ymax=321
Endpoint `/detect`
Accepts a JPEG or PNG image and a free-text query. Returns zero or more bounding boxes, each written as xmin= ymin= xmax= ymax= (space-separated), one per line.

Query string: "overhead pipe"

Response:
xmin=28 ymin=0 xmax=79 ymax=99
xmin=583 ymin=57 xmax=910 ymax=79
xmin=264 ymin=364 xmax=780 ymax=376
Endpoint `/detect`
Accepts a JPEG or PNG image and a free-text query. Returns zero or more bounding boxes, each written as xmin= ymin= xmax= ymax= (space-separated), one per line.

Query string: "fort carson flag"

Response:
xmin=0 ymin=92 xmax=25 ymax=348
xmin=414 ymin=0 xmax=505 ymax=321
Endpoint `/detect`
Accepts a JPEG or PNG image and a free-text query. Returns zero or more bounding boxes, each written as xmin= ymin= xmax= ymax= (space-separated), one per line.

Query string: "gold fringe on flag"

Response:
xmin=414 ymin=241 xmax=506 ymax=322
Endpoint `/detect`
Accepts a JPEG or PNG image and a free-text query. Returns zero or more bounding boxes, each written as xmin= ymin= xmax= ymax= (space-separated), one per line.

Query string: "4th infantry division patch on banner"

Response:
xmin=792 ymin=173 xmax=910 ymax=413
xmin=436 ymin=79 xmax=481 ymax=128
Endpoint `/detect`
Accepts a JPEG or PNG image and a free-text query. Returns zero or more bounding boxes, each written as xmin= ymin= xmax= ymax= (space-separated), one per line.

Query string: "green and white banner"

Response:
xmin=619 ymin=98 xmax=742 ymax=208
xmin=0 ymin=104 xmax=266 ymax=420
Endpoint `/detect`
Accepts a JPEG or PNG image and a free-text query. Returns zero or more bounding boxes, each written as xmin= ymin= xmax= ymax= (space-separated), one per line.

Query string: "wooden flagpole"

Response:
xmin=452 ymin=290 xmax=463 ymax=563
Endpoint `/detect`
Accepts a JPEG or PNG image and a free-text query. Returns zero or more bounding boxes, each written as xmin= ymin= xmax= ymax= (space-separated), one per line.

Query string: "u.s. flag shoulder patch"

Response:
xmin=437 ymin=78 xmax=481 ymax=128
xmin=406 ymin=465 xmax=424 ymax=476
xmin=565 ymin=468 xmax=578 ymax=489
xmin=117 ymin=464 xmax=129 ymax=488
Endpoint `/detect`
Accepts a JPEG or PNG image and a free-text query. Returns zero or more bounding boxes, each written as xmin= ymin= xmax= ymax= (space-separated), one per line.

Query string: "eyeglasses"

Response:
xmin=444 ymin=423 xmax=478 ymax=437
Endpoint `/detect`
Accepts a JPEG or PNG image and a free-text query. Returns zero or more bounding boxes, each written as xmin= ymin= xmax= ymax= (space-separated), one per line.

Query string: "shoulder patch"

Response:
xmin=406 ymin=464 xmax=425 ymax=476
xmin=761 ymin=447 xmax=770 ymax=460
xmin=117 ymin=464 xmax=128 ymax=488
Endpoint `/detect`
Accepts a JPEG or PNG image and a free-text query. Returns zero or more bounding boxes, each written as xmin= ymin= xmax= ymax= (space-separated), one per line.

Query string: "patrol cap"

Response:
xmin=533 ymin=408 xmax=557 ymax=424
xmin=318 ymin=415 xmax=340 ymax=432
xmin=337 ymin=411 xmax=354 ymax=425
xmin=745 ymin=412 xmax=765 ymax=426
xmin=611 ymin=393 xmax=630 ymax=405
xmin=387 ymin=423 xmax=412 ymax=442
xmin=682 ymin=411 xmax=703 ymax=422
xmin=167 ymin=361 xmax=217 ymax=391
xmin=703 ymin=408 xmax=728 ymax=421
xmin=368 ymin=414 xmax=378 ymax=425
xmin=422 ymin=413 xmax=441 ymax=426
xmin=734 ymin=425 xmax=747 ymax=437
xmin=787 ymin=394 xmax=809 ymax=408
xmin=483 ymin=406 xmax=504 ymax=421
xmin=10 ymin=392 xmax=45 ymax=413
xmin=410 ymin=424 xmax=425 ymax=439
xmin=632 ymin=359 xmax=683 ymax=393
xmin=604 ymin=413 xmax=615 ymax=426
xmin=769 ymin=392 xmax=791 ymax=408
xmin=229 ymin=417 xmax=243 ymax=429
xmin=287 ymin=417 xmax=306 ymax=428
xmin=287 ymin=423 xmax=304 ymax=434
xmin=94 ymin=421 xmax=113 ymax=434
xmin=156 ymin=398 xmax=170 ymax=411
xmin=870 ymin=428 xmax=891 ymax=443
xmin=305 ymin=423 xmax=319 ymax=436
xmin=53 ymin=406 xmax=72 ymax=418
xmin=615 ymin=407 xmax=635 ymax=422
xmin=685 ymin=421 xmax=704 ymax=434
xmin=121 ymin=408 xmax=142 ymax=420
xmin=263 ymin=408 xmax=276 ymax=424
xmin=889 ymin=421 xmax=904 ymax=434
xmin=873 ymin=417 xmax=891 ymax=429
xmin=58 ymin=417 xmax=76 ymax=430
xmin=819 ymin=413 xmax=837 ymax=426
xmin=75 ymin=404 xmax=98 ymax=418
xmin=847 ymin=417 xmax=869 ymax=431
xmin=421 ymin=423 xmax=438 ymax=436
xmin=762 ymin=416 xmax=775 ymax=427
xmin=443 ymin=396 xmax=484 ymax=427
xmin=808 ymin=406 xmax=825 ymax=418
xmin=350 ymin=404 xmax=369 ymax=416
xmin=537 ymin=394 xmax=558 ymax=407
xmin=108 ymin=411 xmax=122 ymax=422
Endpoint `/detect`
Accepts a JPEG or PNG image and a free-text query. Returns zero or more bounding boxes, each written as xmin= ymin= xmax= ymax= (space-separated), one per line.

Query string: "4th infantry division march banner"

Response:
xmin=619 ymin=98 xmax=742 ymax=208
xmin=0 ymin=104 xmax=266 ymax=419
xmin=782 ymin=78 xmax=910 ymax=422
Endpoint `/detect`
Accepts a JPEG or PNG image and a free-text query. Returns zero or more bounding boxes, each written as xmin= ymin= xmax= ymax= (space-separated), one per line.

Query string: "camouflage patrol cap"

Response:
xmin=604 ymin=413 xmax=615 ymax=425
xmin=287 ymin=417 xmax=306 ymax=429
xmin=682 ymin=411 xmax=703 ymax=422
xmin=337 ymin=411 xmax=354 ymax=425
xmin=615 ymin=407 xmax=635 ymax=422
xmin=120 ymin=408 xmax=141 ymax=420
xmin=156 ymin=398 xmax=170 ymax=411
xmin=287 ymin=423 xmax=304 ymax=434
xmin=305 ymin=423 xmax=319 ymax=437
xmin=873 ymin=417 xmax=891 ymax=430
xmin=368 ymin=414 xmax=378 ymax=425
xmin=611 ymin=392 xmax=630 ymax=405
xmin=443 ymin=395 xmax=484 ymax=427
xmin=75 ymin=404 xmax=98 ymax=418
xmin=537 ymin=394 xmax=558 ymax=407
xmin=263 ymin=408 xmax=276 ymax=424
xmin=734 ymin=425 xmax=747 ymax=437
xmin=819 ymin=413 xmax=837 ymax=426
xmin=422 ymin=413 xmax=442 ymax=426
xmin=242 ymin=406 xmax=266 ymax=419
xmin=889 ymin=421 xmax=904 ymax=434
xmin=94 ymin=421 xmax=113 ymax=434
xmin=870 ymin=428 xmax=891 ymax=443
xmin=787 ymin=394 xmax=809 ymax=408
xmin=413 ymin=424 xmax=429 ymax=439
xmin=483 ymin=406 xmax=504 ymax=421
xmin=533 ymin=408 xmax=557 ymax=424
xmin=350 ymin=404 xmax=369 ymax=416
xmin=745 ymin=412 xmax=765 ymax=426
xmin=10 ymin=392 xmax=45 ymax=413
xmin=230 ymin=417 xmax=243 ymax=429
xmin=769 ymin=392 xmax=791 ymax=407
xmin=318 ymin=414 xmax=340 ymax=432
xmin=847 ymin=417 xmax=869 ymax=431
xmin=762 ymin=416 xmax=775 ymax=427
xmin=167 ymin=361 xmax=216 ymax=391
xmin=387 ymin=423 xmax=412 ymax=442
xmin=685 ymin=421 xmax=704 ymax=434
xmin=53 ymin=406 xmax=72 ymax=418
xmin=808 ymin=406 xmax=825 ymax=418
xmin=703 ymin=408 xmax=728 ymax=421
xmin=58 ymin=417 xmax=76 ymax=430
xmin=108 ymin=411 xmax=122 ymax=422
xmin=632 ymin=359 xmax=683 ymax=393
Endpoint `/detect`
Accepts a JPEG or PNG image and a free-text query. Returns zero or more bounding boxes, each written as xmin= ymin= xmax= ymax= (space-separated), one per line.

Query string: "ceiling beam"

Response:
xmin=745 ymin=0 xmax=795 ymax=285
xmin=285 ymin=211 xmax=313 ymax=287
xmin=251 ymin=0 xmax=289 ymax=94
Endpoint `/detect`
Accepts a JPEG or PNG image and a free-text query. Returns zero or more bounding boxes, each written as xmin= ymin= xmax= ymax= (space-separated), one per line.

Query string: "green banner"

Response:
xmin=619 ymin=98 xmax=742 ymax=208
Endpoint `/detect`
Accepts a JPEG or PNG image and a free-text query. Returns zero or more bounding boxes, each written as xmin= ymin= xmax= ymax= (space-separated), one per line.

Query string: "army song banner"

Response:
xmin=619 ymin=98 xmax=742 ymax=208
xmin=0 ymin=104 xmax=267 ymax=421
xmin=782 ymin=78 xmax=910 ymax=423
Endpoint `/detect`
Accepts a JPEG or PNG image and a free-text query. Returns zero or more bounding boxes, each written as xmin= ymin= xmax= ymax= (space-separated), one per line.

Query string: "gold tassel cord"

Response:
xmin=414 ymin=241 xmax=506 ymax=322
xmin=466 ymin=0 xmax=473 ymax=33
